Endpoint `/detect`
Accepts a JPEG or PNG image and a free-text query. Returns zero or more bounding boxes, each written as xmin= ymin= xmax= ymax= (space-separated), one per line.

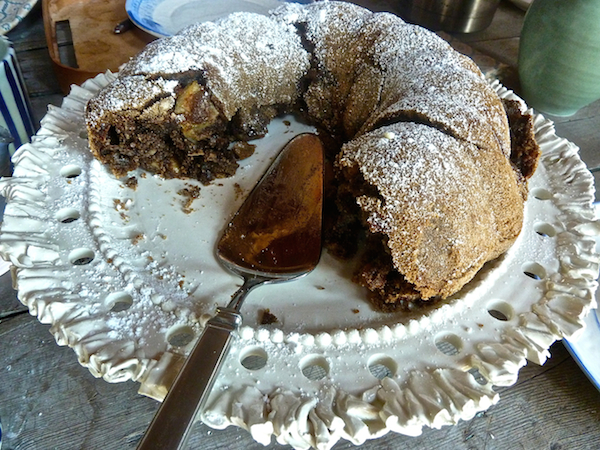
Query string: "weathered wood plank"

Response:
xmin=0 ymin=271 xmax=25 ymax=319
xmin=8 ymin=4 xmax=63 ymax=126
xmin=15 ymin=48 xmax=61 ymax=96
xmin=5 ymin=3 xmax=48 ymax=52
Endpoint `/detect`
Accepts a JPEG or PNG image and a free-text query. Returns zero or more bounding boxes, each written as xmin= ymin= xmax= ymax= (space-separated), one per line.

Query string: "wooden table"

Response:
xmin=1 ymin=2 xmax=599 ymax=449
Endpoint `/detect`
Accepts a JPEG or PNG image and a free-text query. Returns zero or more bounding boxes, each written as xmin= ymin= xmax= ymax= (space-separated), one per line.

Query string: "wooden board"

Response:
xmin=42 ymin=0 xmax=155 ymax=93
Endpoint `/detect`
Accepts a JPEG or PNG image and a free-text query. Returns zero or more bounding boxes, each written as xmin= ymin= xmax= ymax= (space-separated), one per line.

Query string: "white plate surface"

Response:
xmin=125 ymin=0 xmax=312 ymax=37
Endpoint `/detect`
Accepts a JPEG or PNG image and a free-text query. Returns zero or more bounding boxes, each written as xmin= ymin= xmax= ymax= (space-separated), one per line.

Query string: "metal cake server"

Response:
xmin=137 ymin=133 xmax=324 ymax=449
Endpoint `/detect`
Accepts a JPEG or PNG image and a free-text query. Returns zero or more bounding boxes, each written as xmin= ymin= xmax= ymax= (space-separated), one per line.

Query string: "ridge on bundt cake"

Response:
xmin=84 ymin=1 xmax=540 ymax=311
xmin=85 ymin=12 xmax=310 ymax=183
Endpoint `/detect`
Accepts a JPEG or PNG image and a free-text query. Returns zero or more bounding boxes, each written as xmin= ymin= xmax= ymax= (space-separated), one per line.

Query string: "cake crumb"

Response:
xmin=260 ymin=309 xmax=278 ymax=325
xmin=124 ymin=176 xmax=138 ymax=190
xmin=177 ymin=184 xmax=201 ymax=213
xmin=113 ymin=198 xmax=130 ymax=221
xmin=113 ymin=198 xmax=128 ymax=210
xmin=233 ymin=183 xmax=244 ymax=200
xmin=232 ymin=141 xmax=256 ymax=160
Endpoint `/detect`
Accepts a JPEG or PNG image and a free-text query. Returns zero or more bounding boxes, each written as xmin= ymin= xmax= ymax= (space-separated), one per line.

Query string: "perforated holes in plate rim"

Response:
xmin=534 ymin=222 xmax=557 ymax=238
xmin=300 ymin=355 xmax=329 ymax=381
xmin=55 ymin=207 xmax=81 ymax=223
xmin=367 ymin=354 xmax=397 ymax=380
xmin=68 ymin=248 xmax=95 ymax=265
xmin=522 ymin=261 xmax=547 ymax=280
xmin=434 ymin=333 xmax=463 ymax=356
xmin=468 ymin=367 xmax=488 ymax=385
xmin=487 ymin=300 xmax=514 ymax=322
xmin=166 ymin=325 xmax=196 ymax=348
xmin=240 ymin=346 xmax=268 ymax=371
xmin=60 ymin=164 xmax=82 ymax=179
xmin=530 ymin=187 xmax=553 ymax=201
xmin=106 ymin=291 xmax=133 ymax=313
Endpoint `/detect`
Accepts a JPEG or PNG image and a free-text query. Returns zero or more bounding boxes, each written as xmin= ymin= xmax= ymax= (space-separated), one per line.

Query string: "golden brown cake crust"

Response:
xmin=337 ymin=122 xmax=525 ymax=302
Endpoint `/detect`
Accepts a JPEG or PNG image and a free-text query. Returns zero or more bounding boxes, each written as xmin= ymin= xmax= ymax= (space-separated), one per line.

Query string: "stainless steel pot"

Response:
xmin=396 ymin=0 xmax=501 ymax=33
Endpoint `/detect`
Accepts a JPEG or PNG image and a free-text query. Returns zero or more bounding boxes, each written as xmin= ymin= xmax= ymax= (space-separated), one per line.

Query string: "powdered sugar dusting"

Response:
xmin=86 ymin=76 xmax=179 ymax=126
xmin=90 ymin=13 xmax=310 ymax=123
xmin=338 ymin=122 xmax=524 ymax=299
xmin=273 ymin=1 xmax=509 ymax=157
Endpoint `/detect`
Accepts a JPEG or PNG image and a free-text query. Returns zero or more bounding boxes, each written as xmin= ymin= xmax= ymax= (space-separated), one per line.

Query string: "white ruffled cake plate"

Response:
xmin=0 ymin=72 xmax=599 ymax=449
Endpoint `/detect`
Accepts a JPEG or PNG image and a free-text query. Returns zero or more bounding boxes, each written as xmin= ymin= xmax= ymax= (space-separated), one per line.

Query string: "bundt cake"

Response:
xmin=84 ymin=1 xmax=540 ymax=311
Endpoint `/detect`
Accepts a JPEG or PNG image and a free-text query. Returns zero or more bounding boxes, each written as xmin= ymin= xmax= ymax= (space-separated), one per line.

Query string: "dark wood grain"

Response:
xmin=1 ymin=2 xmax=599 ymax=449
xmin=9 ymin=2 xmax=63 ymax=125
xmin=0 ymin=272 xmax=25 ymax=319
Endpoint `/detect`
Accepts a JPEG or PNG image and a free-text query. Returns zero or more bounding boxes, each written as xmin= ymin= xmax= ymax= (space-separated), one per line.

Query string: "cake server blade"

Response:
xmin=137 ymin=132 xmax=324 ymax=450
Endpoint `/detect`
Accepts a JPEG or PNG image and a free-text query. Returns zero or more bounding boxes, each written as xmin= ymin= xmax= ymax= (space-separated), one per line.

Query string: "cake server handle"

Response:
xmin=136 ymin=306 xmax=242 ymax=450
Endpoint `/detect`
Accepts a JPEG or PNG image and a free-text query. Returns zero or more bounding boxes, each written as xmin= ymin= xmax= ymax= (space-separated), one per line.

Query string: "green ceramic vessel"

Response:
xmin=518 ymin=0 xmax=600 ymax=116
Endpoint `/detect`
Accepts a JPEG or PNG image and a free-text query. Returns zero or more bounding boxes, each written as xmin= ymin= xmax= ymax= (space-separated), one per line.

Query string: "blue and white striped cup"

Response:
xmin=0 ymin=36 xmax=35 ymax=156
